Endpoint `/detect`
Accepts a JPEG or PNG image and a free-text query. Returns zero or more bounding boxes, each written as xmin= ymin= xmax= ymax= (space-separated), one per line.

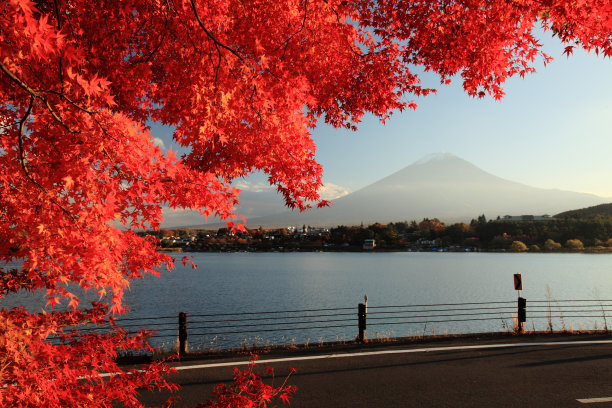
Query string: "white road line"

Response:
xmin=169 ymin=339 xmax=612 ymax=371
xmin=577 ymin=397 xmax=612 ymax=404
xmin=95 ymin=339 xmax=612 ymax=378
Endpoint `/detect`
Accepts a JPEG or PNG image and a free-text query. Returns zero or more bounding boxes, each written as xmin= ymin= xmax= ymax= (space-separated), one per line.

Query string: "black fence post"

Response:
xmin=179 ymin=312 xmax=187 ymax=357
xmin=358 ymin=303 xmax=367 ymax=342
xmin=517 ymin=297 xmax=526 ymax=334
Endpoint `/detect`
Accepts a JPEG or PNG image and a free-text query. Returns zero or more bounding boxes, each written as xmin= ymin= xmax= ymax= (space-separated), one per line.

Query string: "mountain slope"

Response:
xmin=241 ymin=154 xmax=608 ymax=227
xmin=555 ymin=203 xmax=612 ymax=218
xmin=185 ymin=153 xmax=609 ymax=228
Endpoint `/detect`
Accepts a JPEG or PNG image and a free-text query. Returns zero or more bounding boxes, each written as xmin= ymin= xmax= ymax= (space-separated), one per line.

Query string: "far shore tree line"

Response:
xmin=146 ymin=214 xmax=612 ymax=252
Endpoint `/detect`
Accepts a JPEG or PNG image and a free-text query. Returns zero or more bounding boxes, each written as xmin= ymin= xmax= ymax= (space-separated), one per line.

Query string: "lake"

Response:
xmin=3 ymin=252 xmax=612 ymax=350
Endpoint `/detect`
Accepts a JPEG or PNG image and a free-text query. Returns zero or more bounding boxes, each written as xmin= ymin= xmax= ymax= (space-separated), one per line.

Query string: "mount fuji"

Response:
xmin=168 ymin=153 xmax=610 ymax=228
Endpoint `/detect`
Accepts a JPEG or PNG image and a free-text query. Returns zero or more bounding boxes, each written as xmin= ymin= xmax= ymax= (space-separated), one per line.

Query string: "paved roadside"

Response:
xmin=138 ymin=333 xmax=612 ymax=407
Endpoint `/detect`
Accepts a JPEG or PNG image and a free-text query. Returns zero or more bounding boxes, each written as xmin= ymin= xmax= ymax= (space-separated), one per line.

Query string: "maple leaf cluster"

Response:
xmin=0 ymin=0 xmax=610 ymax=406
xmin=196 ymin=356 xmax=297 ymax=408
xmin=352 ymin=0 xmax=612 ymax=100
xmin=0 ymin=304 xmax=178 ymax=407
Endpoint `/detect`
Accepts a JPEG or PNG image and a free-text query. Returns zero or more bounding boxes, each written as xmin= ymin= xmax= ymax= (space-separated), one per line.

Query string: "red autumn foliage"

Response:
xmin=196 ymin=356 xmax=297 ymax=408
xmin=1 ymin=0 xmax=610 ymax=407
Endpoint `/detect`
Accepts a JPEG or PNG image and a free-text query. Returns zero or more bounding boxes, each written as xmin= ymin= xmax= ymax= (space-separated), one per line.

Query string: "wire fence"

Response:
xmin=49 ymin=298 xmax=612 ymax=353
xmin=527 ymin=299 xmax=612 ymax=330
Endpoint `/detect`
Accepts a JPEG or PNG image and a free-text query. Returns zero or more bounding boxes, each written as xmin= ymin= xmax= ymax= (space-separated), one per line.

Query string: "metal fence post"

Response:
xmin=358 ymin=303 xmax=367 ymax=342
xmin=179 ymin=312 xmax=187 ymax=357
xmin=517 ymin=297 xmax=526 ymax=334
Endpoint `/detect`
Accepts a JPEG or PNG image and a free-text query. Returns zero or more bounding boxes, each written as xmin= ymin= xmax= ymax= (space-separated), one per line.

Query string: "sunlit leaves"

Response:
xmin=1 ymin=0 xmax=610 ymax=406
xmin=196 ymin=355 xmax=297 ymax=408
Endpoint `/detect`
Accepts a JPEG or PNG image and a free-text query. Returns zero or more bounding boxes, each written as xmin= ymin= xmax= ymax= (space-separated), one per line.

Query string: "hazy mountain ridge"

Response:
xmin=555 ymin=203 xmax=612 ymax=218
xmin=171 ymin=154 xmax=610 ymax=228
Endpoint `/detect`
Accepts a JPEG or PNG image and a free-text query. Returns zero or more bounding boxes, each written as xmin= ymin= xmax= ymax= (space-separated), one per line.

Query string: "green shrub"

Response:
xmin=565 ymin=239 xmax=584 ymax=250
xmin=509 ymin=241 xmax=528 ymax=252
xmin=543 ymin=239 xmax=562 ymax=251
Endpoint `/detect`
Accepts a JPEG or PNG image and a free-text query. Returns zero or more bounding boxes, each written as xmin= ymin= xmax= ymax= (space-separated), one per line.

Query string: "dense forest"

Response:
xmin=149 ymin=212 xmax=612 ymax=252
xmin=555 ymin=203 xmax=612 ymax=219
xmin=327 ymin=214 xmax=612 ymax=251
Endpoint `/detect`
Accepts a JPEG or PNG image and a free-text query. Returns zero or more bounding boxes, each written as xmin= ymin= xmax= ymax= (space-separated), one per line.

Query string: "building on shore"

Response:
xmin=363 ymin=239 xmax=376 ymax=250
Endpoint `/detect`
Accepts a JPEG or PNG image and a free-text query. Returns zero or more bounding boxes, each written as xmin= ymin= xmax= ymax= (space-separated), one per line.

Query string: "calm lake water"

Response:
xmin=3 ymin=252 xmax=612 ymax=349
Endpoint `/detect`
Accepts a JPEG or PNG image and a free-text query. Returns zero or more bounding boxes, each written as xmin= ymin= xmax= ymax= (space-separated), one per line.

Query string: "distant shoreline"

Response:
xmin=150 ymin=214 xmax=612 ymax=255
xmin=172 ymin=247 xmax=612 ymax=254
xmin=156 ymin=247 xmax=183 ymax=253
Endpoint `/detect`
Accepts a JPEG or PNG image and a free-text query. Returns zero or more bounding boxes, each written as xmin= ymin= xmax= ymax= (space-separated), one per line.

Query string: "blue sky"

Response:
xmin=311 ymin=32 xmax=612 ymax=198
xmin=152 ymin=30 xmax=612 ymax=202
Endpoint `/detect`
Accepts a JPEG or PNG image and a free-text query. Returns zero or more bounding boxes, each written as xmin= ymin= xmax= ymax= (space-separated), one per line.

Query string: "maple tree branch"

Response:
xmin=41 ymin=90 xmax=137 ymax=183
xmin=214 ymin=53 xmax=222 ymax=91
xmin=276 ymin=0 xmax=308 ymax=59
xmin=203 ymin=41 xmax=223 ymax=91
xmin=40 ymin=97 xmax=78 ymax=133
xmin=167 ymin=0 xmax=225 ymax=91
xmin=15 ymin=96 xmax=74 ymax=219
xmin=52 ymin=0 xmax=65 ymax=94
xmin=88 ymin=113 xmax=139 ymax=181
xmin=0 ymin=61 xmax=78 ymax=133
xmin=101 ymin=147 xmax=130 ymax=180
xmin=41 ymin=89 xmax=96 ymax=115
xmin=245 ymin=103 xmax=291 ymax=187
xmin=263 ymin=137 xmax=289 ymax=178
xmin=0 ymin=60 xmax=39 ymax=97
xmin=17 ymin=96 xmax=36 ymax=185
xmin=91 ymin=115 xmax=120 ymax=144
xmin=89 ymin=118 xmax=134 ymax=179
xmin=167 ymin=0 xmax=226 ymax=91
xmin=186 ymin=0 xmax=227 ymax=90
xmin=189 ymin=0 xmax=244 ymax=61
xmin=144 ymin=23 xmax=168 ymax=63
xmin=52 ymin=0 xmax=62 ymax=30
xmin=167 ymin=0 xmax=201 ymax=53
xmin=129 ymin=6 xmax=170 ymax=64
xmin=132 ymin=10 xmax=157 ymax=39
xmin=313 ymin=0 xmax=376 ymax=58
xmin=322 ymin=0 xmax=341 ymax=24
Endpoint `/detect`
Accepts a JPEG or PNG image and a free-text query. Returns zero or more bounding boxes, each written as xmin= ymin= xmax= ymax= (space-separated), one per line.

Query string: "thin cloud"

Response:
xmin=319 ymin=182 xmax=351 ymax=200
xmin=233 ymin=180 xmax=274 ymax=193
xmin=152 ymin=137 xmax=166 ymax=149
xmin=234 ymin=180 xmax=350 ymax=200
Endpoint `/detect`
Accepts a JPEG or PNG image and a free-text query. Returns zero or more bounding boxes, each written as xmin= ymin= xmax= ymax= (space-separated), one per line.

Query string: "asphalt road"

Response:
xmin=139 ymin=335 xmax=612 ymax=407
